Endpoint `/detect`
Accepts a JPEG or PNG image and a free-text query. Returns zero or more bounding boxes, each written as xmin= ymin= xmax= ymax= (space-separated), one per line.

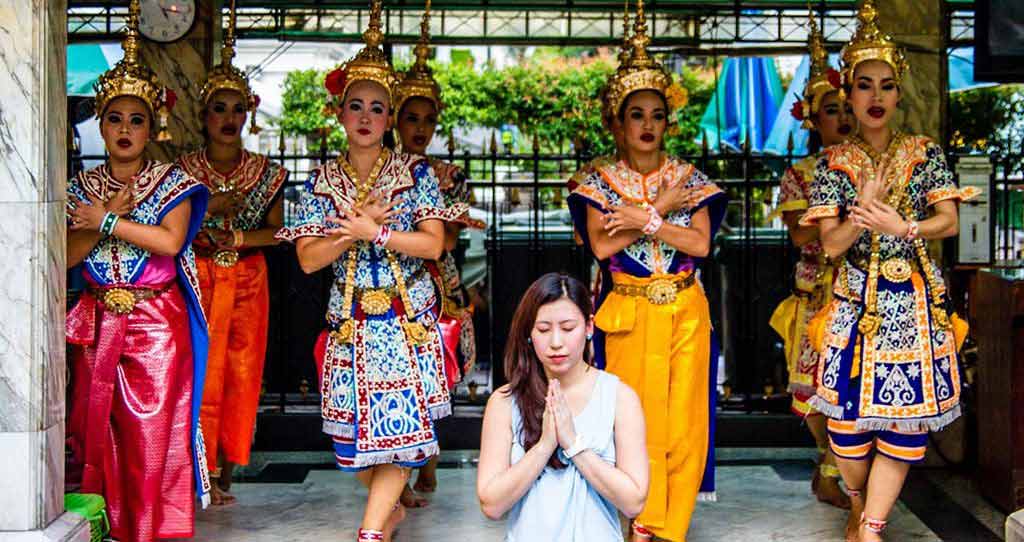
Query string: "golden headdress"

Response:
xmin=840 ymin=0 xmax=908 ymax=88
xmin=599 ymin=0 xmax=633 ymax=126
xmin=201 ymin=0 xmax=261 ymax=133
xmin=93 ymin=0 xmax=177 ymax=141
xmin=394 ymin=0 xmax=443 ymax=118
xmin=323 ymin=0 xmax=401 ymax=110
xmin=603 ymin=0 xmax=687 ymax=124
xmin=791 ymin=7 xmax=842 ymax=129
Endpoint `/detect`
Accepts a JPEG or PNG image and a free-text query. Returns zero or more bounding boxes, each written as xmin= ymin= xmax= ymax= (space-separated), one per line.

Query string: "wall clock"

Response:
xmin=138 ymin=0 xmax=197 ymax=43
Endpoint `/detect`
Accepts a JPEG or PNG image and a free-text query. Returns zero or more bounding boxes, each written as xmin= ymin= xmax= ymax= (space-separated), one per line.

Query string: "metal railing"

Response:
xmin=71 ymin=141 xmax=1018 ymax=414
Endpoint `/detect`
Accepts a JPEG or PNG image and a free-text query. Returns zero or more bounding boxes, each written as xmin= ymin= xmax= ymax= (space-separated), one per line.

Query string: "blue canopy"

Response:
xmin=763 ymin=48 xmax=995 ymax=156
xmin=698 ymin=57 xmax=786 ymax=153
xmin=762 ymin=54 xmax=839 ymax=156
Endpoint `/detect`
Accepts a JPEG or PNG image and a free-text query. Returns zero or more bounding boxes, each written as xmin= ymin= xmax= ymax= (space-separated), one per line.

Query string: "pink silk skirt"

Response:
xmin=66 ymin=283 xmax=196 ymax=542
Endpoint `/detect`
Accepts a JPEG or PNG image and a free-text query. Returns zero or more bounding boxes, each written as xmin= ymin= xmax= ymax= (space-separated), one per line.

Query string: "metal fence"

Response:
xmin=72 ymin=143 xmax=1021 ymax=413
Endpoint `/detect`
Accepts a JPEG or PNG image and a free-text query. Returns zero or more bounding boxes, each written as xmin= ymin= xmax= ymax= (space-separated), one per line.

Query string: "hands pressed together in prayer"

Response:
xmin=326 ymin=194 xmax=404 ymax=243
xmin=539 ymin=379 xmax=579 ymax=454
xmin=69 ymin=182 xmax=135 ymax=232
xmin=601 ymin=176 xmax=701 ymax=237
xmin=848 ymin=161 xmax=912 ymax=238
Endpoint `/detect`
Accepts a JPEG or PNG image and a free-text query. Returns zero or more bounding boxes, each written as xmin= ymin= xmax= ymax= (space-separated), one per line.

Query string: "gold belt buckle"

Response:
xmin=645 ymin=278 xmax=679 ymax=305
xmin=102 ymin=288 xmax=137 ymax=315
xmin=331 ymin=320 xmax=355 ymax=344
xmin=880 ymin=258 xmax=912 ymax=283
xmin=213 ymin=249 xmax=239 ymax=268
xmin=360 ymin=289 xmax=392 ymax=315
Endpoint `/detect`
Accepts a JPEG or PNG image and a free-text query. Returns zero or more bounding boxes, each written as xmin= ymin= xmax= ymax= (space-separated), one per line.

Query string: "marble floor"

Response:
xmin=192 ymin=449 xmax=1005 ymax=542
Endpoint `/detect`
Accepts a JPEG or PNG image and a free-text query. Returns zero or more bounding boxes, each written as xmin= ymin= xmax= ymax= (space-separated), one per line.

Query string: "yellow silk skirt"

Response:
xmin=596 ymin=271 xmax=711 ymax=542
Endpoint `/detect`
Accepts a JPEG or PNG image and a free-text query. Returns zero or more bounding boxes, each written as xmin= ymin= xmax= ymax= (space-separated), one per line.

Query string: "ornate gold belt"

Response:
xmin=195 ymin=246 xmax=257 ymax=268
xmin=850 ymin=257 xmax=916 ymax=283
xmin=90 ymin=284 xmax=172 ymax=315
xmin=213 ymin=249 xmax=239 ymax=268
xmin=612 ymin=273 xmax=696 ymax=305
xmin=880 ymin=258 xmax=915 ymax=283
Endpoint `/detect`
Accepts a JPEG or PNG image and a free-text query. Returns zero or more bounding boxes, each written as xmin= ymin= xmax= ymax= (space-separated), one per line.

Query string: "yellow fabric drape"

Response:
xmin=769 ymin=294 xmax=803 ymax=377
xmin=597 ymin=272 xmax=711 ymax=542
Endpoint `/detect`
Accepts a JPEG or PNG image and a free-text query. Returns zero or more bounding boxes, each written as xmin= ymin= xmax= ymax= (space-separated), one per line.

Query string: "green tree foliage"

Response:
xmin=278 ymin=56 xmax=714 ymax=157
xmin=279 ymin=69 xmax=346 ymax=150
xmin=949 ymin=85 xmax=1023 ymax=163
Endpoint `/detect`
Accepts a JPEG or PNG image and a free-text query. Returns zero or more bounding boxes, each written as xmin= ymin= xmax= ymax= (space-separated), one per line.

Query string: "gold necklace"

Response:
xmin=332 ymin=148 xmax=431 ymax=345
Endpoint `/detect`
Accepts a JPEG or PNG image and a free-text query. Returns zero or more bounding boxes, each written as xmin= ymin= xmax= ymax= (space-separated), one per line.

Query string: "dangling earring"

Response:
xmin=527 ymin=337 xmax=533 ymax=344
xmin=586 ymin=333 xmax=593 ymax=342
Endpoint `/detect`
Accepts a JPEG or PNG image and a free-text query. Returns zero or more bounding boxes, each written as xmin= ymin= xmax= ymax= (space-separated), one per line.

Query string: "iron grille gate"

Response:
xmin=71 ymin=143 xmax=1018 ymax=416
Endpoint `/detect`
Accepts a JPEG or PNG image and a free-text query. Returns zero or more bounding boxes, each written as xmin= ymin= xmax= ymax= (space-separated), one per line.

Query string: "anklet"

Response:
xmin=861 ymin=513 xmax=887 ymax=534
xmin=357 ymin=528 xmax=385 ymax=541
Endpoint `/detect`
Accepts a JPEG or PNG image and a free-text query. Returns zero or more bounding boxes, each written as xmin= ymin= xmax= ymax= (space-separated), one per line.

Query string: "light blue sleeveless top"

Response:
xmin=506 ymin=370 xmax=622 ymax=542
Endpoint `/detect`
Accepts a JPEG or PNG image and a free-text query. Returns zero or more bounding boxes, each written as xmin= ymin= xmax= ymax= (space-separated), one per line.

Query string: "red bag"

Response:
xmin=437 ymin=314 xmax=463 ymax=391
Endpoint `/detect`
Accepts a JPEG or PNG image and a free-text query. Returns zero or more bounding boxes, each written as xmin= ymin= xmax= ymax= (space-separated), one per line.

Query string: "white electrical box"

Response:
xmin=955 ymin=156 xmax=992 ymax=264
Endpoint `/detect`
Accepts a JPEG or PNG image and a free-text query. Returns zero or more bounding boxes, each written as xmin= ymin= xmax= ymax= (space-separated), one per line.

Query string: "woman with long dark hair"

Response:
xmin=477 ymin=273 xmax=648 ymax=542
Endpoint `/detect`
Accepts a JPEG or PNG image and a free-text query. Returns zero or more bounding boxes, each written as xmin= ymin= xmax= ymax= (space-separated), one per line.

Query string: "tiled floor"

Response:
xmin=192 ymin=449 xmax=1004 ymax=542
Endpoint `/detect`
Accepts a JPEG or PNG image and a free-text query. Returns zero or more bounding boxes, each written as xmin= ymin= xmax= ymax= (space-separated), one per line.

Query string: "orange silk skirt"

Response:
xmin=196 ymin=252 xmax=270 ymax=469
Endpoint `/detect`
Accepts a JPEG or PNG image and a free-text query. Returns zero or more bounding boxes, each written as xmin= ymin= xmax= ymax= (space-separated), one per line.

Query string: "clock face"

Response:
xmin=138 ymin=0 xmax=197 ymax=43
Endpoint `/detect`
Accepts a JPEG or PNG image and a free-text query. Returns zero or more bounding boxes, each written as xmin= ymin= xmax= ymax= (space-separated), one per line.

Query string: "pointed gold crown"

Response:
xmin=603 ymin=0 xmax=675 ymax=121
xmin=840 ymin=0 xmax=908 ymax=86
xmin=324 ymin=0 xmax=400 ymax=110
xmin=797 ymin=8 xmax=842 ymax=129
xmin=599 ymin=0 xmax=632 ymax=126
xmin=394 ymin=0 xmax=443 ymax=117
xmin=94 ymin=0 xmax=176 ymax=140
xmin=201 ymin=0 xmax=261 ymax=133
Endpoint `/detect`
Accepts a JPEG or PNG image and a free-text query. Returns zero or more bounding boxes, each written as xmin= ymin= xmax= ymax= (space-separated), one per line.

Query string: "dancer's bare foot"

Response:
xmin=209 ymin=483 xmax=237 ymax=506
xmin=400 ymin=484 xmax=429 ymax=508
xmin=816 ymin=475 xmax=852 ymax=509
xmin=219 ymin=463 xmax=235 ymax=493
xmin=858 ymin=524 xmax=883 ymax=542
xmin=845 ymin=494 xmax=864 ymax=542
xmin=383 ymin=504 xmax=406 ymax=542
xmin=413 ymin=472 xmax=437 ymax=493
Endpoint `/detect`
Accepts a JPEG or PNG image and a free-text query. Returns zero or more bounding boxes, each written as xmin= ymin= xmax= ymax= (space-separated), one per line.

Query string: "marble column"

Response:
xmin=142 ymin=0 xmax=218 ymax=161
xmin=877 ymin=0 xmax=946 ymax=143
xmin=0 ymin=0 xmax=88 ymax=540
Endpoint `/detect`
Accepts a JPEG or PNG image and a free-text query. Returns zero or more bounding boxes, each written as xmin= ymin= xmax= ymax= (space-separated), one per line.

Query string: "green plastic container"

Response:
xmin=64 ymin=493 xmax=109 ymax=542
